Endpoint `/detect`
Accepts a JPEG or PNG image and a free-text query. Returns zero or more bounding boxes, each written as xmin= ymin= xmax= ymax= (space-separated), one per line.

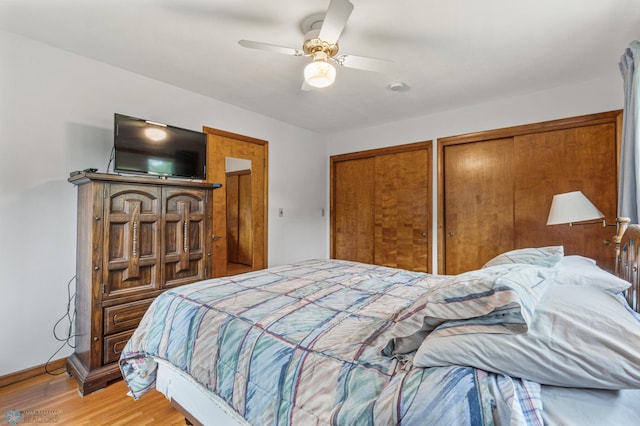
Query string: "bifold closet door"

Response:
xmin=333 ymin=157 xmax=375 ymax=264
xmin=374 ymin=149 xmax=430 ymax=272
xmin=332 ymin=142 xmax=432 ymax=272
xmin=443 ymin=138 xmax=515 ymax=274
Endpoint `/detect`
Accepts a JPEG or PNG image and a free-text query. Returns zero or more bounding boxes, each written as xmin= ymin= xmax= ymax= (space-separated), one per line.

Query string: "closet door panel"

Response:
xmin=514 ymin=123 xmax=617 ymax=270
xmin=333 ymin=157 xmax=375 ymax=264
xmin=374 ymin=149 xmax=430 ymax=272
xmin=443 ymin=138 xmax=515 ymax=274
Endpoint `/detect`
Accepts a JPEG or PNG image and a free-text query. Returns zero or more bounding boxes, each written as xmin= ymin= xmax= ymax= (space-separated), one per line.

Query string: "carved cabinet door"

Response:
xmin=163 ymin=187 xmax=210 ymax=289
xmin=103 ymin=184 xmax=162 ymax=300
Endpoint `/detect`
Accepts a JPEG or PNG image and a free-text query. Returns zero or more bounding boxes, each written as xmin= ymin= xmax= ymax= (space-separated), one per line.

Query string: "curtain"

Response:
xmin=618 ymin=40 xmax=640 ymax=223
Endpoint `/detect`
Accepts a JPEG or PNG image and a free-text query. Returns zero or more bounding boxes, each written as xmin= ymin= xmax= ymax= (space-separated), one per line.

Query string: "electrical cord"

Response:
xmin=45 ymin=275 xmax=76 ymax=375
xmin=106 ymin=145 xmax=115 ymax=173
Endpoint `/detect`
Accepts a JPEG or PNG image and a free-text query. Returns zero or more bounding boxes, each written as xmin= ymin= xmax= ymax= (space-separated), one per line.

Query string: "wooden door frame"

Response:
xmin=203 ymin=127 xmax=268 ymax=277
xmin=437 ymin=110 xmax=623 ymax=274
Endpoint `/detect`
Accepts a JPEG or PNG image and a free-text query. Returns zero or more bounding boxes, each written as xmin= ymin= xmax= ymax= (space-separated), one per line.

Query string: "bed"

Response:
xmin=120 ymin=220 xmax=640 ymax=425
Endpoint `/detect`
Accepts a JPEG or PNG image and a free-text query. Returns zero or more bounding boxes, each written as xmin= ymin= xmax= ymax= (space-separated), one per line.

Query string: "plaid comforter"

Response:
xmin=120 ymin=259 xmax=543 ymax=425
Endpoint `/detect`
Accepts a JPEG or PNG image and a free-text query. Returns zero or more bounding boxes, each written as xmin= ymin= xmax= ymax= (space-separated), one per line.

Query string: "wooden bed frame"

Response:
xmin=614 ymin=217 xmax=640 ymax=312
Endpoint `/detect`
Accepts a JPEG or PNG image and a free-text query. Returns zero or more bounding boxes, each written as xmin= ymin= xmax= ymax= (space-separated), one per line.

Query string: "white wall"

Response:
xmin=0 ymin=30 xmax=326 ymax=376
xmin=326 ymin=71 xmax=624 ymax=273
xmin=0 ymin=26 xmax=625 ymax=376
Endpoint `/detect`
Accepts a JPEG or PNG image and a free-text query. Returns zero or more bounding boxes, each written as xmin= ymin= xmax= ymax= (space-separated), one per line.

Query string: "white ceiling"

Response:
xmin=1 ymin=0 xmax=639 ymax=133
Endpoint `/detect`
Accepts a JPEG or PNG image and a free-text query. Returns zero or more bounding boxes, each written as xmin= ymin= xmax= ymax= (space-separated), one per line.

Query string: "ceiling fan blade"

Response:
xmin=335 ymin=54 xmax=393 ymax=73
xmin=318 ymin=0 xmax=354 ymax=44
xmin=238 ymin=40 xmax=305 ymax=56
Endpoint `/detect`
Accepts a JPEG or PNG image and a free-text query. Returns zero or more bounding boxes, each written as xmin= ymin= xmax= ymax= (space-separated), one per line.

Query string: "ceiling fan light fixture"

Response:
xmin=304 ymin=53 xmax=336 ymax=88
xmin=239 ymin=0 xmax=390 ymax=92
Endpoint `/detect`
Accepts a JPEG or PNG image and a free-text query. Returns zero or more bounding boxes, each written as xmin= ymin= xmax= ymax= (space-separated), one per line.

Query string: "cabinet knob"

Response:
xmin=447 ymin=232 xmax=455 ymax=238
xmin=212 ymin=235 xmax=222 ymax=241
xmin=421 ymin=232 xmax=427 ymax=238
xmin=94 ymin=266 xmax=100 ymax=270
xmin=93 ymin=337 xmax=98 ymax=342
xmin=95 ymin=216 xmax=101 ymax=220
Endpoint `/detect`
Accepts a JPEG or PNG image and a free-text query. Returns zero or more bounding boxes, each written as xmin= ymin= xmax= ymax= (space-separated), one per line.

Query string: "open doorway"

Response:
xmin=226 ymin=158 xmax=253 ymax=275
xmin=204 ymin=127 xmax=268 ymax=278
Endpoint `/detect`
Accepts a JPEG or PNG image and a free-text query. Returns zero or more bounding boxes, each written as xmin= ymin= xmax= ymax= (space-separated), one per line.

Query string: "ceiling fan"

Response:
xmin=238 ymin=0 xmax=392 ymax=89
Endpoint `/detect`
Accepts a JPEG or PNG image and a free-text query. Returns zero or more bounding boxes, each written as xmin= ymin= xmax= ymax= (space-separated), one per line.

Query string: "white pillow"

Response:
xmin=483 ymin=246 xmax=564 ymax=269
xmin=555 ymin=255 xmax=630 ymax=292
xmin=413 ymin=283 xmax=640 ymax=389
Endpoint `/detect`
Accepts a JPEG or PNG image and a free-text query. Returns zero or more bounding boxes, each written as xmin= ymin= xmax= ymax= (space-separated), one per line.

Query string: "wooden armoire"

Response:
xmin=330 ymin=141 xmax=432 ymax=273
xmin=439 ymin=110 xmax=622 ymax=274
xmin=67 ymin=172 xmax=218 ymax=395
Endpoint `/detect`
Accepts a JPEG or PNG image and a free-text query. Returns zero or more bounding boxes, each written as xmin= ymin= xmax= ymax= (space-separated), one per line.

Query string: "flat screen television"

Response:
xmin=113 ymin=113 xmax=207 ymax=180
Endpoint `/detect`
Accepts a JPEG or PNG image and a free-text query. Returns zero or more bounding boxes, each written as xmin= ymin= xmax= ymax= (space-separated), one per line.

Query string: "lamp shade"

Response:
xmin=546 ymin=191 xmax=604 ymax=225
xmin=304 ymin=59 xmax=336 ymax=88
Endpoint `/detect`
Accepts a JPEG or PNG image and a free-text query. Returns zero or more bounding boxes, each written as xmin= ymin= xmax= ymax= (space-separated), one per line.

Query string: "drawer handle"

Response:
xmin=112 ymin=312 xmax=136 ymax=325
xmin=113 ymin=341 xmax=127 ymax=355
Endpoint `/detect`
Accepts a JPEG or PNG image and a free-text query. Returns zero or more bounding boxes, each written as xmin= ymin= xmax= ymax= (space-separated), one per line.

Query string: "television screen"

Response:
xmin=114 ymin=113 xmax=207 ymax=180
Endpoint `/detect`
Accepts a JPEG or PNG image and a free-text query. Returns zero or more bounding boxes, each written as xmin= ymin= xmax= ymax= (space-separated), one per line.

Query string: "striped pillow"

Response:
xmin=383 ymin=263 xmax=557 ymax=356
xmin=483 ymin=246 xmax=564 ymax=268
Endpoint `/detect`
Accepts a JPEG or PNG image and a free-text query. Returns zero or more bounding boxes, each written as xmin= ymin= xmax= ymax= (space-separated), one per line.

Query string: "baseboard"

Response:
xmin=0 ymin=358 xmax=67 ymax=388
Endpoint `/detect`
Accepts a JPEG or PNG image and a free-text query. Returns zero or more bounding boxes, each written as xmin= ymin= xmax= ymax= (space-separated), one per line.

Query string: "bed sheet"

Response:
xmin=541 ymin=385 xmax=640 ymax=425
xmin=154 ymin=359 xmax=640 ymax=426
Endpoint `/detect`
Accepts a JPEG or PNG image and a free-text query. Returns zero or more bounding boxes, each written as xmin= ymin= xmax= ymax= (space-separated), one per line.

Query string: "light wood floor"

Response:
xmin=227 ymin=262 xmax=253 ymax=276
xmin=0 ymin=373 xmax=186 ymax=425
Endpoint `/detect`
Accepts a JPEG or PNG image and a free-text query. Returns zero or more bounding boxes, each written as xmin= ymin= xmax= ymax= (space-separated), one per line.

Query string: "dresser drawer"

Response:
xmin=103 ymin=298 xmax=153 ymax=335
xmin=103 ymin=329 xmax=134 ymax=364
